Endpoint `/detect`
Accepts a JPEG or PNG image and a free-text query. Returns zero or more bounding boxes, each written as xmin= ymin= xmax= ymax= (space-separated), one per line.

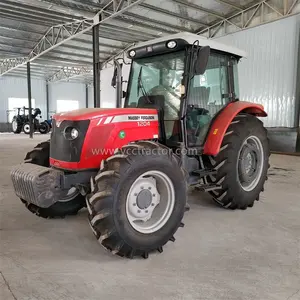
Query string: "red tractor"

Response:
xmin=10 ymin=32 xmax=270 ymax=259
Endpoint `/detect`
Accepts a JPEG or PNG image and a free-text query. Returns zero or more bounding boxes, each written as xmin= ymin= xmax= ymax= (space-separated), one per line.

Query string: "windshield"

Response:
xmin=125 ymin=51 xmax=185 ymax=121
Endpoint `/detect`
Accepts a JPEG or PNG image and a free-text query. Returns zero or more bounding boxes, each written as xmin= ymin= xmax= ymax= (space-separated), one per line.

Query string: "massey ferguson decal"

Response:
xmin=96 ymin=114 xmax=158 ymax=126
xmin=127 ymin=115 xmax=156 ymax=121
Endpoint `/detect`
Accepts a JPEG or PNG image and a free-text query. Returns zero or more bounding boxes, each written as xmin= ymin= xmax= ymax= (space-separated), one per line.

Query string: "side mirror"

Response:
xmin=194 ymin=46 xmax=210 ymax=75
xmin=111 ymin=66 xmax=117 ymax=88
xmin=111 ymin=60 xmax=123 ymax=88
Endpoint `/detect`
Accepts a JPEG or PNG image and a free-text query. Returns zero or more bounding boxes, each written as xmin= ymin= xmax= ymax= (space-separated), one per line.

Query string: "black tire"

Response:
xmin=204 ymin=114 xmax=270 ymax=210
xmin=22 ymin=141 xmax=85 ymax=218
xmin=86 ymin=141 xmax=187 ymax=259
xmin=39 ymin=121 xmax=50 ymax=134
xmin=12 ymin=117 xmax=22 ymax=134
xmin=22 ymin=122 xmax=31 ymax=134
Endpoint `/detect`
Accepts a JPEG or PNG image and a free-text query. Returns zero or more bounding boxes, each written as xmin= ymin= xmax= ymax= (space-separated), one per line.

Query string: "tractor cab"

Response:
xmin=120 ymin=32 xmax=245 ymax=149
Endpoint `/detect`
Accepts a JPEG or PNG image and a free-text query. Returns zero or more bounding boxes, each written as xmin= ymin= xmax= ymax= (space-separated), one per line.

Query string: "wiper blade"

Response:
xmin=137 ymin=66 xmax=151 ymax=103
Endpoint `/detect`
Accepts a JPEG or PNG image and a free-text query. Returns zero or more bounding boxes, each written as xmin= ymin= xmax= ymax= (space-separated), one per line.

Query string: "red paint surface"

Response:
xmin=203 ymin=101 xmax=267 ymax=156
xmin=50 ymin=108 xmax=159 ymax=170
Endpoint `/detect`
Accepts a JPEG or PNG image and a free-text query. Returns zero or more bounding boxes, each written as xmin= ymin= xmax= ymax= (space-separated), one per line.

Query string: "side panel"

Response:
xmin=203 ymin=101 xmax=267 ymax=156
xmin=50 ymin=114 xmax=159 ymax=170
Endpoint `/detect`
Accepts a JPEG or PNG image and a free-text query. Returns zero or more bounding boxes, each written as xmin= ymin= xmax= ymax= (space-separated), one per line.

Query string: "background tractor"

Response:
xmin=11 ymin=106 xmax=51 ymax=134
xmin=10 ymin=32 xmax=270 ymax=259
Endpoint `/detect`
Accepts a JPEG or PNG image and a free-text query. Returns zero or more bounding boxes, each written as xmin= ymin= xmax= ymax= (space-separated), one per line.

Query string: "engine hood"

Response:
xmin=53 ymin=108 xmax=158 ymax=121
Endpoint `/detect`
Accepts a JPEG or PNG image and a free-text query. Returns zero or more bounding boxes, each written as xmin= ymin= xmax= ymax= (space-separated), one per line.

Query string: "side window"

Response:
xmin=186 ymin=53 xmax=230 ymax=147
xmin=233 ymin=61 xmax=240 ymax=99
xmin=190 ymin=54 xmax=229 ymax=108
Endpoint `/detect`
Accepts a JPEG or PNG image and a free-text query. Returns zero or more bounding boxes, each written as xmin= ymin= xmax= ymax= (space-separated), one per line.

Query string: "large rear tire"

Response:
xmin=21 ymin=141 xmax=86 ymax=218
xmin=86 ymin=141 xmax=187 ymax=259
xmin=204 ymin=114 xmax=270 ymax=210
xmin=12 ymin=117 xmax=22 ymax=134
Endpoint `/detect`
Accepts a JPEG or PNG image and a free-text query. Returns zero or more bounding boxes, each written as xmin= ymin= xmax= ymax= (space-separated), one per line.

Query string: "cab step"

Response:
xmin=195 ymin=184 xmax=222 ymax=192
xmin=191 ymin=168 xmax=217 ymax=178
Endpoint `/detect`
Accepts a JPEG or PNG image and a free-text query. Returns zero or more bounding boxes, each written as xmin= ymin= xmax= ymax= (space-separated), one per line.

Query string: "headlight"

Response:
xmin=167 ymin=40 xmax=177 ymax=49
xmin=129 ymin=50 xmax=136 ymax=57
xmin=64 ymin=127 xmax=79 ymax=140
xmin=71 ymin=128 xmax=79 ymax=139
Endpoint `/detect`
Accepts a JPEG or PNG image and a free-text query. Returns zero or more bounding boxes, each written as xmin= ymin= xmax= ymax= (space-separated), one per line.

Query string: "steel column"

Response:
xmin=27 ymin=62 xmax=33 ymax=138
xmin=93 ymin=24 xmax=100 ymax=108
xmin=114 ymin=60 xmax=123 ymax=108
xmin=46 ymin=82 xmax=49 ymax=119
xmin=86 ymin=84 xmax=89 ymax=108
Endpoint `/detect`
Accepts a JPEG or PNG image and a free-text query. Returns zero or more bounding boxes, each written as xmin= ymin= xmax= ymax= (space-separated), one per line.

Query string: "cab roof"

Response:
xmin=133 ymin=32 xmax=247 ymax=58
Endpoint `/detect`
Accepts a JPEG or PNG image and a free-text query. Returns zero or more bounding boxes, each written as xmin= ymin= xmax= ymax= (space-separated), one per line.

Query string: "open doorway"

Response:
xmin=7 ymin=97 xmax=36 ymax=123
xmin=56 ymin=100 xmax=79 ymax=113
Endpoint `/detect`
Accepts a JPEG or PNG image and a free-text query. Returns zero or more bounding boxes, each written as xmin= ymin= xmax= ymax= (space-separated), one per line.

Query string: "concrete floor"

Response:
xmin=0 ymin=133 xmax=299 ymax=300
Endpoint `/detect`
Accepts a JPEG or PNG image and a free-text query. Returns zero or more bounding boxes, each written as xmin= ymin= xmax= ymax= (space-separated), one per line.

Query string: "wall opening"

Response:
xmin=56 ymin=100 xmax=79 ymax=113
xmin=7 ymin=97 xmax=36 ymax=122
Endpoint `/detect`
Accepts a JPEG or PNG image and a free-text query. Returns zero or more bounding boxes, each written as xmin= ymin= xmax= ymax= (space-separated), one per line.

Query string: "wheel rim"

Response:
xmin=12 ymin=120 xmax=17 ymax=131
xmin=24 ymin=124 xmax=30 ymax=133
xmin=126 ymin=170 xmax=175 ymax=234
xmin=58 ymin=187 xmax=80 ymax=202
xmin=237 ymin=135 xmax=264 ymax=192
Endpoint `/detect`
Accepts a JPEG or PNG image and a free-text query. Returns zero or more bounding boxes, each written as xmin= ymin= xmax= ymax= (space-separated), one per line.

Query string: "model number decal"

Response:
xmin=137 ymin=121 xmax=151 ymax=127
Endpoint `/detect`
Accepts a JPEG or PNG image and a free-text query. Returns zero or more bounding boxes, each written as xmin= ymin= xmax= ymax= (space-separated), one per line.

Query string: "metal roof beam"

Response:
xmin=0 ymin=12 xmax=56 ymax=27
xmin=0 ymin=24 xmax=127 ymax=50
xmin=47 ymin=65 xmax=92 ymax=82
xmin=0 ymin=0 xmax=82 ymax=22
xmin=198 ymin=0 xmax=300 ymax=38
xmin=0 ymin=0 xmax=144 ymax=76
xmin=48 ymin=43 xmax=133 ymax=82
xmin=214 ymin=0 xmax=244 ymax=11
xmin=172 ymin=0 xmax=225 ymax=19
xmin=124 ymin=12 xmax=189 ymax=32
xmin=140 ymin=3 xmax=208 ymax=26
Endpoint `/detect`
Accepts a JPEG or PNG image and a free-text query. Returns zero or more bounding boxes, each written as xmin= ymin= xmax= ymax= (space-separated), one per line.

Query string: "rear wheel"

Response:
xmin=12 ymin=117 xmax=22 ymax=134
xmin=86 ymin=141 xmax=187 ymax=258
xmin=22 ymin=141 xmax=85 ymax=218
xmin=204 ymin=114 xmax=270 ymax=210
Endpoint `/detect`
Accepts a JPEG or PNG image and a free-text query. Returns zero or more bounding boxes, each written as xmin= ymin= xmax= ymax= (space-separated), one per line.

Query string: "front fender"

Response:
xmin=203 ymin=101 xmax=267 ymax=156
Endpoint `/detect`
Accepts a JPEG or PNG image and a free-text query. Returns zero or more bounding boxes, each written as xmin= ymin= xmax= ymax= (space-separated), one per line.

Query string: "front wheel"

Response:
xmin=86 ymin=141 xmax=187 ymax=259
xmin=22 ymin=122 xmax=31 ymax=134
xmin=39 ymin=121 xmax=50 ymax=134
xmin=204 ymin=114 xmax=270 ymax=210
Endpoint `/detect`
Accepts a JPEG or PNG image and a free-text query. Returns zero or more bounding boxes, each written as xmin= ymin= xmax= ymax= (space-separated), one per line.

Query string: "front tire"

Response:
xmin=86 ymin=141 xmax=187 ymax=259
xmin=22 ymin=122 xmax=31 ymax=134
xmin=204 ymin=114 xmax=270 ymax=210
xmin=39 ymin=121 xmax=50 ymax=134
xmin=22 ymin=141 xmax=85 ymax=218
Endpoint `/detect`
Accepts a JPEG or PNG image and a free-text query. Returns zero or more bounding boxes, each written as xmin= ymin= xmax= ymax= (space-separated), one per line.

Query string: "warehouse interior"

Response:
xmin=0 ymin=1 xmax=300 ymax=299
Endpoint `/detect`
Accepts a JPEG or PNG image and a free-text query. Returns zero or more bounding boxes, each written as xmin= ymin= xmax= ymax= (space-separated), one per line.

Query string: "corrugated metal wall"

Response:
xmin=0 ymin=77 xmax=87 ymax=124
xmin=216 ymin=15 xmax=300 ymax=128
xmin=0 ymin=76 xmax=46 ymax=123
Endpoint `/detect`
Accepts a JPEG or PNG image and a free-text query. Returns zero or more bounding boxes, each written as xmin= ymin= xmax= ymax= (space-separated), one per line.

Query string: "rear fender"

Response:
xmin=203 ymin=101 xmax=267 ymax=156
